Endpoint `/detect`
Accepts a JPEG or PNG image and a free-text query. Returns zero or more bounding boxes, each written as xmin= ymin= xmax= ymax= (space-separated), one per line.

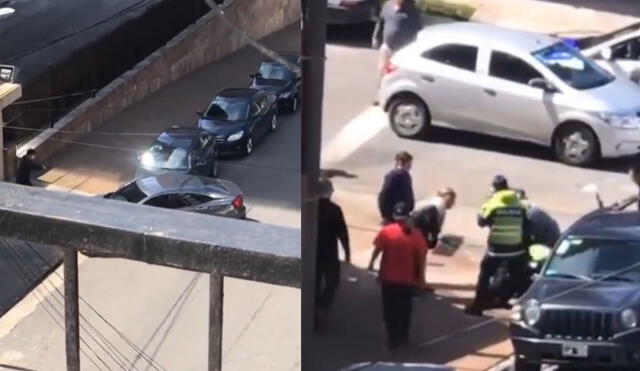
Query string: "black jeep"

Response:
xmin=510 ymin=196 xmax=640 ymax=371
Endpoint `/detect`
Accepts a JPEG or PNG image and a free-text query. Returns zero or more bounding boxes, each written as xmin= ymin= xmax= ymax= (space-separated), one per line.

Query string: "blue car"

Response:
xmin=196 ymin=88 xmax=279 ymax=156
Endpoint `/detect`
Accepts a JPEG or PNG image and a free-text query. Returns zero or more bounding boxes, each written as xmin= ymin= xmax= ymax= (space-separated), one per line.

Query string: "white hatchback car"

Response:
xmin=379 ymin=22 xmax=640 ymax=166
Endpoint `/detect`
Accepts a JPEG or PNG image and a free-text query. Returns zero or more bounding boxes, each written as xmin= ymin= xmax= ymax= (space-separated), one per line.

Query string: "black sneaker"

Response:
xmin=464 ymin=305 xmax=483 ymax=316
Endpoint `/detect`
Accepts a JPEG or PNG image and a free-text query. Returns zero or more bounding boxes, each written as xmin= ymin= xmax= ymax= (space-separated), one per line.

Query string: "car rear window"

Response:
xmin=422 ymin=44 xmax=478 ymax=72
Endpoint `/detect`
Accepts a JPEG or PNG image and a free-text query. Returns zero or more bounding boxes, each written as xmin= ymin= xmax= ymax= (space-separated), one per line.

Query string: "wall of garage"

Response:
xmin=5 ymin=0 xmax=301 ymax=179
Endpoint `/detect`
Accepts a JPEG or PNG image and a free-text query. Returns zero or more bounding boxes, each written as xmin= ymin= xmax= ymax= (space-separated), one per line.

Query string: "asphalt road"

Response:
xmin=319 ymin=20 xmax=640 ymax=370
xmin=0 ymin=0 xmax=168 ymax=83
xmin=0 ymin=25 xmax=300 ymax=370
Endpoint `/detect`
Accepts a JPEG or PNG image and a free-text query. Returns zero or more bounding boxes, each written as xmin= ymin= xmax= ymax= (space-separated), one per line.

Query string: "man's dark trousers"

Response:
xmin=316 ymin=265 xmax=340 ymax=310
xmin=381 ymin=282 xmax=414 ymax=348
xmin=472 ymin=254 xmax=530 ymax=310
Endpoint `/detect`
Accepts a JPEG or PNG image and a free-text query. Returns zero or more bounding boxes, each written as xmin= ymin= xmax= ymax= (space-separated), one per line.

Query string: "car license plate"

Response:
xmin=561 ymin=341 xmax=588 ymax=358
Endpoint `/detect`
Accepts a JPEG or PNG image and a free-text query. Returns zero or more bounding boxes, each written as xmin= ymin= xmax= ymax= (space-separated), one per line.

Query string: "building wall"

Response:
xmin=6 ymin=0 xmax=301 ymax=179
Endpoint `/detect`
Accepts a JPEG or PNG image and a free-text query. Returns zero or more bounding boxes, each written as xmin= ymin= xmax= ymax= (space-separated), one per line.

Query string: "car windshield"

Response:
xmin=204 ymin=98 xmax=249 ymax=121
xmin=544 ymin=237 xmax=640 ymax=282
xmin=533 ymin=42 xmax=614 ymax=90
xmin=258 ymin=62 xmax=294 ymax=80
xmin=144 ymin=133 xmax=194 ymax=170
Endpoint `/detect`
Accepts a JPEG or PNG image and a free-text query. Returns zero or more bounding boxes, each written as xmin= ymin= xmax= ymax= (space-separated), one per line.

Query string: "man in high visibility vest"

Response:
xmin=466 ymin=177 xmax=530 ymax=316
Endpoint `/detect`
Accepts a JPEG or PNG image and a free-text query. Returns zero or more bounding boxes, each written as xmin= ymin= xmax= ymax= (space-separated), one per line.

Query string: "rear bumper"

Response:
xmin=327 ymin=5 xmax=377 ymax=25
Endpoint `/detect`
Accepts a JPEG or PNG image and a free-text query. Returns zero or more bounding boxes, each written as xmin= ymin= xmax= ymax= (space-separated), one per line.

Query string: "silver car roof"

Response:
xmin=135 ymin=173 xmax=241 ymax=198
xmin=417 ymin=22 xmax=559 ymax=53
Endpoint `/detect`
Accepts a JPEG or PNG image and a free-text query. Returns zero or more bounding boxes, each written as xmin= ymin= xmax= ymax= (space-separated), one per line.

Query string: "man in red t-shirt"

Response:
xmin=368 ymin=202 xmax=428 ymax=349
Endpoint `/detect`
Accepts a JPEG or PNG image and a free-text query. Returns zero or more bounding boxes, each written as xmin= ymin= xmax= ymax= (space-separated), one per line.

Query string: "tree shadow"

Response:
xmin=309 ymin=263 xmax=511 ymax=371
xmin=411 ymin=127 xmax=637 ymax=174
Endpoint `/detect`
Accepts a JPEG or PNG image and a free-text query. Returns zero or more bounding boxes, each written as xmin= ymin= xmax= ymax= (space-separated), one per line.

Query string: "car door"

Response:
xmin=141 ymin=193 xmax=188 ymax=210
xmin=602 ymin=36 xmax=640 ymax=79
xmin=175 ymin=193 xmax=224 ymax=215
xmin=250 ymin=95 xmax=267 ymax=138
xmin=478 ymin=50 xmax=558 ymax=143
xmin=414 ymin=43 xmax=486 ymax=130
xmin=193 ymin=133 xmax=216 ymax=175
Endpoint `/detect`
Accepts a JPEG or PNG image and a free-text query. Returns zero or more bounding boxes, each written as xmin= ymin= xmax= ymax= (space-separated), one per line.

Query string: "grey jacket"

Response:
xmin=372 ymin=0 xmax=423 ymax=51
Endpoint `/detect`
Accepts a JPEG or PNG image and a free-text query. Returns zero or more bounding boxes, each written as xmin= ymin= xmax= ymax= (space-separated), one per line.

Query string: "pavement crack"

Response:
xmin=223 ymin=287 xmax=274 ymax=358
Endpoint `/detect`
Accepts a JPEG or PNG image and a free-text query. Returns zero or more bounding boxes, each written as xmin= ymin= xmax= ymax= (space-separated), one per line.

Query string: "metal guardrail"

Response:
xmin=0 ymin=182 xmax=301 ymax=370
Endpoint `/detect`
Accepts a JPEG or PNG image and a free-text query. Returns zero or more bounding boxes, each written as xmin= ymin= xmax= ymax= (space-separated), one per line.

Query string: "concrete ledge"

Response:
xmin=16 ymin=0 xmax=301 ymax=160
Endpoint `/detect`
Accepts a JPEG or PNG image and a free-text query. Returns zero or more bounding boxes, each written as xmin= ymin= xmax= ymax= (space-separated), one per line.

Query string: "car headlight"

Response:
xmin=141 ymin=152 xmax=154 ymax=167
xmin=227 ymin=131 xmax=244 ymax=142
xmin=599 ymin=112 xmax=640 ymax=129
xmin=621 ymin=308 xmax=638 ymax=329
xmin=523 ymin=299 xmax=541 ymax=327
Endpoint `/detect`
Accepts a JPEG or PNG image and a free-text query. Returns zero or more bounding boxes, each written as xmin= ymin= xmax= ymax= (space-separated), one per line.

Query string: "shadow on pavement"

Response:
xmin=412 ymin=127 xmax=637 ymax=174
xmin=327 ymin=24 xmax=376 ymax=49
xmin=309 ymin=263 xmax=510 ymax=371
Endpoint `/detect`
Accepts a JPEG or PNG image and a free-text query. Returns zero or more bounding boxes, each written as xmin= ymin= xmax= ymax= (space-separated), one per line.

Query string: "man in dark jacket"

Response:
xmin=316 ymin=178 xmax=350 ymax=331
xmin=16 ymin=149 xmax=46 ymax=186
xmin=378 ymin=151 xmax=414 ymax=224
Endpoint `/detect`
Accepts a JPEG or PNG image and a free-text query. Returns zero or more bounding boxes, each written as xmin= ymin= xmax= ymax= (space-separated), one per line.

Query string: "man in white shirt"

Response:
xmin=409 ymin=187 xmax=456 ymax=249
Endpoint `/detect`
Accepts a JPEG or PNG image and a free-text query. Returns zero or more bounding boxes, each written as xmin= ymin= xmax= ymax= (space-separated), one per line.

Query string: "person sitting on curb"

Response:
xmin=16 ymin=149 xmax=47 ymax=187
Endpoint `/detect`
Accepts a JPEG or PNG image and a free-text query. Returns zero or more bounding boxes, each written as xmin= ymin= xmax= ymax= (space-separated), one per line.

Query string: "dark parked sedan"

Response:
xmin=327 ymin=0 xmax=380 ymax=25
xmin=103 ymin=173 xmax=246 ymax=219
xmin=250 ymin=53 xmax=301 ymax=113
xmin=196 ymin=88 xmax=278 ymax=155
xmin=139 ymin=127 xmax=219 ymax=177
xmin=510 ymin=198 xmax=640 ymax=371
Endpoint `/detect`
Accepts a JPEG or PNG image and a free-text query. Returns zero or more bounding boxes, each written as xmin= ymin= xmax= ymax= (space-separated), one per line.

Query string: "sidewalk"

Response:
xmin=449 ymin=0 xmax=639 ymax=34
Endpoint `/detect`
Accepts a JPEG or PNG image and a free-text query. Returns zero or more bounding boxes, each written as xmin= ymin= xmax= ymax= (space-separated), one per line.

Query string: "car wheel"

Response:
xmin=210 ymin=161 xmax=219 ymax=177
xmin=245 ymin=137 xmax=254 ymax=155
xmin=388 ymin=95 xmax=431 ymax=139
xmin=514 ymin=357 xmax=541 ymax=371
xmin=270 ymin=114 xmax=278 ymax=131
xmin=553 ymin=123 xmax=600 ymax=166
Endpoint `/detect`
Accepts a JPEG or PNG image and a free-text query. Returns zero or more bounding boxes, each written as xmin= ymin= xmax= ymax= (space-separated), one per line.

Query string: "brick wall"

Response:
xmin=7 ymin=0 xmax=301 ymax=178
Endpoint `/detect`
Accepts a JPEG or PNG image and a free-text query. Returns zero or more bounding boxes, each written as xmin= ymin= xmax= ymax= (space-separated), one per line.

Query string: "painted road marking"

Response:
xmin=321 ymin=107 xmax=388 ymax=166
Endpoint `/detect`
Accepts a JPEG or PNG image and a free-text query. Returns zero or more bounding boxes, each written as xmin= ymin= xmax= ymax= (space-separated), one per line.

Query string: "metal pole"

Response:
xmin=301 ymin=0 xmax=326 ymax=366
xmin=208 ymin=273 xmax=224 ymax=371
xmin=63 ymin=248 xmax=80 ymax=371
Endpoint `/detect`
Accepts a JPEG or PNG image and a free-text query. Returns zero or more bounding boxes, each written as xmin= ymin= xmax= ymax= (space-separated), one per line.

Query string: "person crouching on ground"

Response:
xmin=368 ymin=202 xmax=427 ymax=350
xmin=16 ymin=149 xmax=47 ymax=186
xmin=315 ymin=178 xmax=350 ymax=331
xmin=408 ymin=187 xmax=456 ymax=291
xmin=378 ymin=151 xmax=415 ymax=225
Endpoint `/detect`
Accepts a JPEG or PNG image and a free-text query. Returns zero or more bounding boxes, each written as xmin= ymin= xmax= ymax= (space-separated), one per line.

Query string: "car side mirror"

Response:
xmin=528 ymin=78 xmax=556 ymax=93
xmin=601 ymin=48 xmax=613 ymax=61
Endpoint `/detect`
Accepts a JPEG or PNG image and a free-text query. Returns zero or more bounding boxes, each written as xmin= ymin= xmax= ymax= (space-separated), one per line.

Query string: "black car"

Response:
xmin=249 ymin=53 xmax=301 ymax=113
xmin=196 ymin=88 xmax=278 ymax=155
xmin=138 ymin=127 xmax=219 ymax=177
xmin=510 ymin=197 xmax=640 ymax=371
xmin=327 ymin=0 xmax=381 ymax=25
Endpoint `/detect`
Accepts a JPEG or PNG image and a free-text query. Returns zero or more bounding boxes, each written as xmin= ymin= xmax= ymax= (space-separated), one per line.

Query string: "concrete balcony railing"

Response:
xmin=0 ymin=182 xmax=301 ymax=371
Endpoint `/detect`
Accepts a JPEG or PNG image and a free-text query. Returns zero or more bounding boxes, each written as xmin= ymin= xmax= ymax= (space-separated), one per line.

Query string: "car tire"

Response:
xmin=245 ymin=137 xmax=254 ymax=155
xmin=270 ymin=114 xmax=278 ymax=131
xmin=388 ymin=95 xmax=431 ymax=139
xmin=514 ymin=357 xmax=541 ymax=371
xmin=553 ymin=122 xmax=600 ymax=167
xmin=210 ymin=161 xmax=219 ymax=178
